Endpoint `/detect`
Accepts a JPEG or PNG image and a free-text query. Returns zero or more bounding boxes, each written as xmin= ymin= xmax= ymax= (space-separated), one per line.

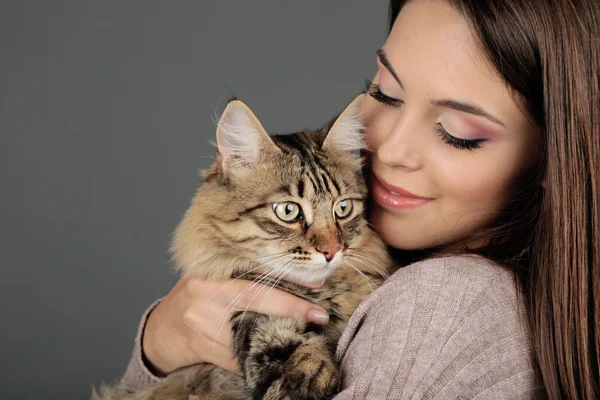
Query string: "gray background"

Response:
xmin=1 ymin=1 xmax=388 ymax=398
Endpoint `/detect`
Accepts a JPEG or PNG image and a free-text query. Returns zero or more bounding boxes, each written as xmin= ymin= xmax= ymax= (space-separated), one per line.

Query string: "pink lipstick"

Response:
xmin=371 ymin=173 xmax=434 ymax=210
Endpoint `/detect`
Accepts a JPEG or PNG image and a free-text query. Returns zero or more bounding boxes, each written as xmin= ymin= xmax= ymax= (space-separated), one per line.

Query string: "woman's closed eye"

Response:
xmin=366 ymin=79 xmax=486 ymax=151
xmin=365 ymin=79 xmax=403 ymax=107
xmin=436 ymin=123 xmax=485 ymax=151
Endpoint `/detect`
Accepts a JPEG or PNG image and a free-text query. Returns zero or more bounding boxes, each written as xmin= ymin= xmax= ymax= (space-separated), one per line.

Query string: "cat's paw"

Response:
xmin=281 ymin=337 xmax=338 ymax=400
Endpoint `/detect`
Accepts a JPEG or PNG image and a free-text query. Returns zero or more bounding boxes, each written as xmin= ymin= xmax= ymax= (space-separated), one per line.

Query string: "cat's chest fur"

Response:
xmin=228 ymin=257 xmax=391 ymax=400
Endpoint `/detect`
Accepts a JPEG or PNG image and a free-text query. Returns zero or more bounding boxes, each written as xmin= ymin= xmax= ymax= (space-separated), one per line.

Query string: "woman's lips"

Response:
xmin=371 ymin=173 xmax=434 ymax=209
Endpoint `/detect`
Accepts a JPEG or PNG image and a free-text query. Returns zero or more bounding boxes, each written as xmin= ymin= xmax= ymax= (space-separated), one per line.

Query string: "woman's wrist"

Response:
xmin=141 ymin=344 xmax=167 ymax=378
xmin=140 ymin=305 xmax=169 ymax=377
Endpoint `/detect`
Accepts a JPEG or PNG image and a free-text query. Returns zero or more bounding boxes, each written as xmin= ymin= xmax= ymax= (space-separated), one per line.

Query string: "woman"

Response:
xmin=118 ymin=0 xmax=599 ymax=398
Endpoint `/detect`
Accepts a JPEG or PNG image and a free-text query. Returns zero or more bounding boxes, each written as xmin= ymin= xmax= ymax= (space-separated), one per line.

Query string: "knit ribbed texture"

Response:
xmin=119 ymin=298 xmax=164 ymax=391
xmin=120 ymin=256 xmax=545 ymax=398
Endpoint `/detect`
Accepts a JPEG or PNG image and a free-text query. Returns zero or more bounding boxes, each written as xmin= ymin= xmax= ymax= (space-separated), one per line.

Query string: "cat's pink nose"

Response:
xmin=316 ymin=245 xmax=340 ymax=262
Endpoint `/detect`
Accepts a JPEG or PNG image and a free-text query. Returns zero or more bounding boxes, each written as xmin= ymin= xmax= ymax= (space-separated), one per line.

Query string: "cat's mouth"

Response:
xmin=277 ymin=264 xmax=333 ymax=287
xmin=280 ymin=274 xmax=326 ymax=288
xmin=256 ymin=256 xmax=341 ymax=288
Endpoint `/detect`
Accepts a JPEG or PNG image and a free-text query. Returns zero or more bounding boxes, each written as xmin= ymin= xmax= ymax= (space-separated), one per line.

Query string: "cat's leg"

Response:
xmin=233 ymin=314 xmax=337 ymax=400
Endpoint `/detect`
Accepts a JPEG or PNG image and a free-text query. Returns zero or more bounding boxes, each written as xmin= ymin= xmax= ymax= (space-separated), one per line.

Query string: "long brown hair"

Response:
xmin=388 ymin=0 xmax=600 ymax=398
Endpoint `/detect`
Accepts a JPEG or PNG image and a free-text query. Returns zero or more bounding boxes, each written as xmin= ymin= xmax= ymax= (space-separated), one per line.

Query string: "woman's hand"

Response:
xmin=142 ymin=276 xmax=330 ymax=376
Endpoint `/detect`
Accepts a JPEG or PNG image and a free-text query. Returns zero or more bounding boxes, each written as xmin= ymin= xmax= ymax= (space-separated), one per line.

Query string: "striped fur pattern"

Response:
xmin=94 ymin=95 xmax=394 ymax=400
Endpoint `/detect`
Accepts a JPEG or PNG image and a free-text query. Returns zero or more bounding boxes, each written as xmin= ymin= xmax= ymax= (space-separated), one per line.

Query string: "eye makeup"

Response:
xmin=435 ymin=123 xmax=484 ymax=150
xmin=367 ymin=49 xmax=500 ymax=151
xmin=365 ymin=79 xmax=402 ymax=107
xmin=365 ymin=79 xmax=488 ymax=151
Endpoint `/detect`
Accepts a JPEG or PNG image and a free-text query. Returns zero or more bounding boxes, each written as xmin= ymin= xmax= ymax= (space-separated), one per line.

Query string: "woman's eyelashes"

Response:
xmin=365 ymin=79 xmax=403 ymax=107
xmin=436 ymin=123 xmax=485 ymax=151
xmin=365 ymin=79 xmax=486 ymax=151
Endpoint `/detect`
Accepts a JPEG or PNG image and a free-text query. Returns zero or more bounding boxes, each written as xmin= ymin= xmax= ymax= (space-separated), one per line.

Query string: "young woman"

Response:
xmin=117 ymin=0 xmax=599 ymax=398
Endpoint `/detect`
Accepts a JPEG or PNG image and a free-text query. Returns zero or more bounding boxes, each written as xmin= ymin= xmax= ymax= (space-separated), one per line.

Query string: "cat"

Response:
xmin=94 ymin=94 xmax=395 ymax=400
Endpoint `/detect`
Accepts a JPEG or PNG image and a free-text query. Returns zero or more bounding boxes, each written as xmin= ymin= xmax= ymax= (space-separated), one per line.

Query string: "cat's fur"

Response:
xmin=94 ymin=94 xmax=394 ymax=400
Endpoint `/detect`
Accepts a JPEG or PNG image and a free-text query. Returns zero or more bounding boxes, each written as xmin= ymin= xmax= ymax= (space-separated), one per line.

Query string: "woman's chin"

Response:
xmin=370 ymin=207 xmax=435 ymax=250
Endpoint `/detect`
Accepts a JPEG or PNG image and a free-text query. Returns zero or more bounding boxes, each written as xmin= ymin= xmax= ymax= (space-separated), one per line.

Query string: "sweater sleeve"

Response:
xmin=333 ymin=256 xmax=545 ymax=400
xmin=119 ymin=298 xmax=166 ymax=391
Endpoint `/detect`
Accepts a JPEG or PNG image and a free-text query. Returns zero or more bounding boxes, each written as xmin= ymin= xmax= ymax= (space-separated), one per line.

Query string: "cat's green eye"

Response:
xmin=334 ymin=199 xmax=353 ymax=219
xmin=273 ymin=202 xmax=302 ymax=222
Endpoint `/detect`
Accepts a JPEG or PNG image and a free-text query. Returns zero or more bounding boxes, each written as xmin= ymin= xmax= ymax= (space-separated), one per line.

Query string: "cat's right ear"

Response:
xmin=215 ymin=99 xmax=279 ymax=175
xmin=322 ymin=94 xmax=366 ymax=153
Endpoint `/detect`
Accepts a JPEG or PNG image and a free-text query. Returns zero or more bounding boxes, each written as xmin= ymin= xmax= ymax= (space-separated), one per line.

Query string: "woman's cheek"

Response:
xmin=435 ymin=153 xmax=502 ymax=206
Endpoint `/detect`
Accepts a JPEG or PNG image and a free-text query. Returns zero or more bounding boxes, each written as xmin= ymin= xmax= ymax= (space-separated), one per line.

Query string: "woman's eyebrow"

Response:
xmin=377 ymin=48 xmax=504 ymax=127
xmin=432 ymin=99 xmax=505 ymax=127
xmin=377 ymin=48 xmax=403 ymax=89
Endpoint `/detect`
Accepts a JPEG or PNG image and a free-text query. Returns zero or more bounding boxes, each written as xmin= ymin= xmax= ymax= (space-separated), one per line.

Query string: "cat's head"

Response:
xmin=171 ymin=94 xmax=382 ymax=283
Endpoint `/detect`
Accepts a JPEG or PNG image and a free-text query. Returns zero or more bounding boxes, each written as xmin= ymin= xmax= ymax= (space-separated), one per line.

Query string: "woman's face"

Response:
xmin=363 ymin=0 xmax=538 ymax=250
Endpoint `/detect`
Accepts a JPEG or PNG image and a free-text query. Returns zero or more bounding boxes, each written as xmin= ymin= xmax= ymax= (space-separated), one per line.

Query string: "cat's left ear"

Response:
xmin=322 ymin=94 xmax=366 ymax=153
xmin=216 ymin=99 xmax=280 ymax=173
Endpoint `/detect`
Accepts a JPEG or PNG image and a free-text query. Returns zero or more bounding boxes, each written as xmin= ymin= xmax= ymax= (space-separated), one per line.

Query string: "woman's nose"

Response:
xmin=375 ymin=117 xmax=424 ymax=171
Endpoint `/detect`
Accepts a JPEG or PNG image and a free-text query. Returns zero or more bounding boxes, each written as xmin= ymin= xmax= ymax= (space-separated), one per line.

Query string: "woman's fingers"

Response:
xmin=183 ymin=304 xmax=234 ymax=349
xmin=187 ymin=277 xmax=329 ymax=325
xmin=217 ymin=279 xmax=330 ymax=325
xmin=141 ymin=275 xmax=331 ymax=377
xmin=190 ymin=337 xmax=242 ymax=376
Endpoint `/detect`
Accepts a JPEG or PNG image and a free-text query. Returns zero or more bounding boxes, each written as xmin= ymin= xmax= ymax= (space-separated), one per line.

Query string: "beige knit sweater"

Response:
xmin=119 ymin=256 xmax=546 ymax=399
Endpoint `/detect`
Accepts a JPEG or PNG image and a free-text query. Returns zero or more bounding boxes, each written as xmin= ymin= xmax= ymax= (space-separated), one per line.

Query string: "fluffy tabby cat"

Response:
xmin=94 ymin=94 xmax=394 ymax=400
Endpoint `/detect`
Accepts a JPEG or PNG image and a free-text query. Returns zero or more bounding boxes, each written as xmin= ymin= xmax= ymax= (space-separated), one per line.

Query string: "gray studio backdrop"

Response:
xmin=1 ymin=1 xmax=388 ymax=398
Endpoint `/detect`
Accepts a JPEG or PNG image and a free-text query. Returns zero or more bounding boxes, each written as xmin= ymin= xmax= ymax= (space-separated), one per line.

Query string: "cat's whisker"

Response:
xmin=246 ymin=261 xmax=300 ymax=336
xmin=353 ymin=248 xmax=392 ymax=261
xmin=345 ymin=250 xmax=389 ymax=278
xmin=208 ymin=281 xmax=260 ymax=362
xmin=226 ymin=273 xmax=273 ymax=316
xmin=345 ymin=256 xmax=380 ymax=285
xmin=252 ymin=251 xmax=290 ymax=261
xmin=197 ymin=263 xmax=270 ymax=314
xmin=198 ymin=253 xmax=292 ymax=315
xmin=253 ymin=264 xmax=296 ymax=326
xmin=233 ymin=264 xmax=293 ymax=348
xmin=358 ymin=254 xmax=391 ymax=278
xmin=251 ymin=254 xmax=290 ymax=265
xmin=260 ymin=259 xmax=294 ymax=307
xmin=209 ymin=271 xmax=279 ymax=360
xmin=348 ymin=259 xmax=388 ymax=282
xmin=348 ymin=246 xmax=384 ymax=255
xmin=209 ymin=271 xmax=282 ymax=363
xmin=260 ymin=254 xmax=297 ymax=275
xmin=365 ymin=221 xmax=378 ymax=229
xmin=346 ymin=253 xmax=390 ymax=279
xmin=342 ymin=260 xmax=377 ymax=290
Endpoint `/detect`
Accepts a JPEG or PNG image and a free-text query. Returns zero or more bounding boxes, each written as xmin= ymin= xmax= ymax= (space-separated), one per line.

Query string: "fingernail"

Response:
xmin=308 ymin=308 xmax=329 ymax=325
